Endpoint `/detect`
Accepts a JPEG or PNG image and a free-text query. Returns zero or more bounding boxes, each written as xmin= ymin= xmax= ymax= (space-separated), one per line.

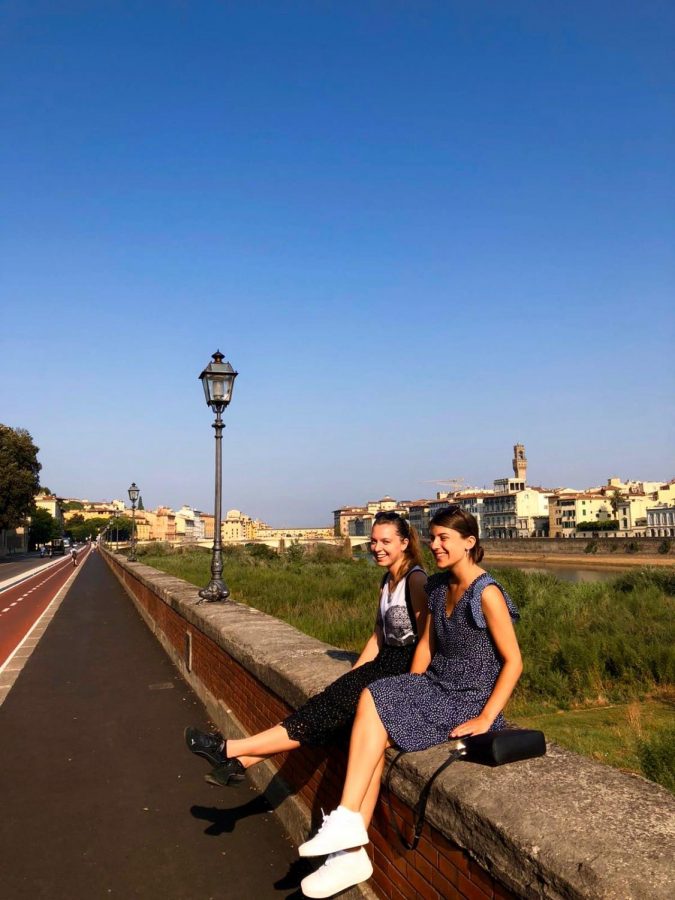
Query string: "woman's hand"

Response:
xmin=449 ymin=714 xmax=492 ymax=738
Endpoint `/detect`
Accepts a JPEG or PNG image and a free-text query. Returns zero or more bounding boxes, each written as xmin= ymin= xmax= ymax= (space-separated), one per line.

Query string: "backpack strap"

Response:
xmin=384 ymin=747 xmax=463 ymax=851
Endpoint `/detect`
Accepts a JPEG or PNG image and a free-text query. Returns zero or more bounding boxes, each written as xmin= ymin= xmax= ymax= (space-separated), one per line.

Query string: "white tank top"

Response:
xmin=376 ymin=565 xmax=425 ymax=647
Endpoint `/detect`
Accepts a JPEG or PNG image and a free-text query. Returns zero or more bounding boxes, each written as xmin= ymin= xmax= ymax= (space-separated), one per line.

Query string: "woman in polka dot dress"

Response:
xmin=185 ymin=512 xmax=428 ymax=801
xmin=297 ymin=506 xmax=522 ymax=898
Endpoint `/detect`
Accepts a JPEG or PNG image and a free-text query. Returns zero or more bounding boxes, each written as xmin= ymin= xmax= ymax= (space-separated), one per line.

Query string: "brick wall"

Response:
xmin=106 ymin=553 xmax=512 ymax=899
xmin=103 ymin=551 xmax=675 ymax=900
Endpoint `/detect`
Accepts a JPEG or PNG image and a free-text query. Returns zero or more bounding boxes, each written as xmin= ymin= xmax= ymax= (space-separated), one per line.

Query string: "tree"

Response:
xmin=63 ymin=501 xmax=84 ymax=511
xmin=138 ymin=495 xmax=145 ymax=510
xmin=107 ymin=515 xmax=133 ymax=541
xmin=66 ymin=516 xmax=113 ymax=542
xmin=609 ymin=489 xmax=626 ymax=520
xmin=0 ymin=425 xmax=41 ymax=530
xmin=29 ymin=508 xmax=62 ymax=547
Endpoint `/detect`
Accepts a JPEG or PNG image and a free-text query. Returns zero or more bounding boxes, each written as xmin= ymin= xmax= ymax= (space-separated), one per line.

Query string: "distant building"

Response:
xmin=34 ymin=492 xmax=65 ymax=530
xmin=152 ymin=507 xmax=176 ymax=542
xmin=257 ymin=525 xmax=334 ymax=543
xmin=222 ymin=509 xmax=265 ymax=542
xmin=441 ymin=492 xmax=493 ymax=537
xmin=548 ymin=492 xmax=612 ymax=538
xmin=174 ymin=506 xmax=198 ymax=543
xmin=198 ymin=512 xmax=214 ymax=540
xmin=333 ymin=506 xmax=368 ymax=537
xmin=647 ymin=505 xmax=675 ymax=537
xmin=366 ymin=496 xmax=399 ymax=515
xmin=481 ymin=444 xmax=551 ymax=538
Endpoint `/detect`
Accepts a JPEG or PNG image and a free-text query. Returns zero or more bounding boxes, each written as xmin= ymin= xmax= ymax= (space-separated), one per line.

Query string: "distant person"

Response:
xmin=40 ymin=547 xmax=46 ymax=558
xmin=295 ymin=507 xmax=523 ymax=898
xmin=70 ymin=548 xmax=78 ymax=567
xmin=185 ymin=512 xmax=428 ymax=820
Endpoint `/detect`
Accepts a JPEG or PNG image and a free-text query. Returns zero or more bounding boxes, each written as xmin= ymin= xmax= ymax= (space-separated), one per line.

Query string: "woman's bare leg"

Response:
xmin=359 ymin=754 xmax=386 ymax=828
xmin=340 ymin=689 xmax=390 ymax=813
xmin=227 ymin=724 xmax=301 ymax=769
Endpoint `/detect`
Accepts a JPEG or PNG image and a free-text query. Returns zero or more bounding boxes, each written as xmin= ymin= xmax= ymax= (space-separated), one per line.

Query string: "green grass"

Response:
xmin=136 ymin=544 xmax=675 ymax=790
xmin=511 ymin=696 xmax=674 ymax=783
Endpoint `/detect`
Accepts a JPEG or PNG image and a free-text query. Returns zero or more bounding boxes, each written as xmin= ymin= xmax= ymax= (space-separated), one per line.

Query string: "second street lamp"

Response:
xmin=198 ymin=350 xmax=238 ymax=602
xmin=128 ymin=482 xmax=140 ymax=561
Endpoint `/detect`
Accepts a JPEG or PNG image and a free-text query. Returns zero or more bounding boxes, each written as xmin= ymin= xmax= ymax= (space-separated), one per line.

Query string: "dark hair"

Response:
xmin=372 ymin=512 xmax=425 ymax=575
xmin=429 ymin=506 xmax=484 ymax=564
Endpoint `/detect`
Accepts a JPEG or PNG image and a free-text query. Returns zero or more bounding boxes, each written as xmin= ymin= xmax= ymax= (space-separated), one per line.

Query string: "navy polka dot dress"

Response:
xmin=368 ymin=572 xmax=519 ymax=752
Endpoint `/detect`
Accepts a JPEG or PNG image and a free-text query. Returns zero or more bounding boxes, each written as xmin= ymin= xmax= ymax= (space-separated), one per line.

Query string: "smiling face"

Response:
xmin=429 ymin=524 xmax=476 ymax=569
xmin=370 ymin=522 xmax=409 ymax=570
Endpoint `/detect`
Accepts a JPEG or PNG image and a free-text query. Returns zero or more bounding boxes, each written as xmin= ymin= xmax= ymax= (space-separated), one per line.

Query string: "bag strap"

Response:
xmin=384 ymin=747 xmax=464 ymax=851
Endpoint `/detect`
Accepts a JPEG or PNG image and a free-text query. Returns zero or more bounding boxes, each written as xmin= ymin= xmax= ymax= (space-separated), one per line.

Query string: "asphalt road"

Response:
xmin=0 ymin=549 xmax=91 ymax=667
xmin=0 ymin=552 xmax=306 ymax=899
xmin=0 ymin=551 xmax=66 ymax=585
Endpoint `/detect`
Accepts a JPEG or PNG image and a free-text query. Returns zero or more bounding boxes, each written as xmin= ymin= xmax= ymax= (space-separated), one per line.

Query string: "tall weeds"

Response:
xmin=139 ymin=545 xmax=674 ymax=711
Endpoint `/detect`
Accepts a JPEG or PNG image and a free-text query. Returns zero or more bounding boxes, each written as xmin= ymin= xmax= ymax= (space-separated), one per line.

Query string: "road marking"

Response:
xmin=0 ymin=550 xmax=89 ymax=679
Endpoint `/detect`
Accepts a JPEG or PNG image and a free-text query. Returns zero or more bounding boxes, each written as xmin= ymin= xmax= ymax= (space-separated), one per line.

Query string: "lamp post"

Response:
xmin=128 ymin=482 xmax=140 ymax=561
xmin=198 ymin=350 xmax=238 ymax=602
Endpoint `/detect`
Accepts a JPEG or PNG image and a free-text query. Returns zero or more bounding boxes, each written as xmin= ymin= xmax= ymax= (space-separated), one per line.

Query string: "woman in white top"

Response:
xmin=184 ymin=511 xmax=428 ymax=842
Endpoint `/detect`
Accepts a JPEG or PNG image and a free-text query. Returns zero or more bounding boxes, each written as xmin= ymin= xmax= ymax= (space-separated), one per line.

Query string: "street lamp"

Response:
xmin=128 ymin=482 xmax=140 ymax=561
xmin=198 ymin=350 xmax=238 ymax=602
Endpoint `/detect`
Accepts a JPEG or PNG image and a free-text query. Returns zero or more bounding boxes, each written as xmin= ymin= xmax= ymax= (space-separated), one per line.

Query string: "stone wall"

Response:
xmin=102 ymin=549 xmax=674 ymax=900
xmin=483 ymin=536 xmax=673 ymax=557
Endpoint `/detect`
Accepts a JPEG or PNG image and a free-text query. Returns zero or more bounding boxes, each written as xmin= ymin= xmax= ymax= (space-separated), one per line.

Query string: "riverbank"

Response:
xmin=484 ymin=551 xmax=675 ymax=569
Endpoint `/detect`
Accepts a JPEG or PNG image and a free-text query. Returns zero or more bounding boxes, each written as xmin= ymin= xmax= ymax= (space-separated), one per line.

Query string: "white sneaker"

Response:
xmin=301 ymin=848 xmax=373 ymax=898
xmin=298 ymin=806 xmax=369 ymax=857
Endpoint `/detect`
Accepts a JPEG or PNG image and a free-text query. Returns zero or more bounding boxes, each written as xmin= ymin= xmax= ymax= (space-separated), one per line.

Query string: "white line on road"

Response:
xmin=0 ymin=549 xmax=89 ymax=678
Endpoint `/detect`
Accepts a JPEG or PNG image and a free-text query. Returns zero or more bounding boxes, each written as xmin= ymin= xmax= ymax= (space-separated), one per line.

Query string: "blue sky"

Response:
xmin=1 ymin=1 xmax=673 ymax=525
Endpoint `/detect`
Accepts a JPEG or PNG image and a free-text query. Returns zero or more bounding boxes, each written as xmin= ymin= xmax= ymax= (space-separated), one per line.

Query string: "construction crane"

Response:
xmin=423 ymin=477 xmax=466 ymax=493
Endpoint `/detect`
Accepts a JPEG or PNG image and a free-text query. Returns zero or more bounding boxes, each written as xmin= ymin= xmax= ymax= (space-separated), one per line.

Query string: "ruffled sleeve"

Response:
xmin=469 ymin=575 xmax=520 ymax=629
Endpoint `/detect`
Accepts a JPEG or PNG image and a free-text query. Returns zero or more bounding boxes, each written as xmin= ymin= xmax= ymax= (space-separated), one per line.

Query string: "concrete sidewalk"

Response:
xmin=0 ymin=552 xmax=305 ymax=899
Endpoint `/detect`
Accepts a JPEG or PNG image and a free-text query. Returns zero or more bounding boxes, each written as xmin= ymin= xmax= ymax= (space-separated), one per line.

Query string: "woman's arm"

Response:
xmin=449 ymin=584 xmax=523 ymax=737
xmin=351 ymin=627 xmax=383 ymax=670
xmin=407 ymin=569 xmax=429 ymax=638
xmin=409 ymin=607 xmax=435 ymax=674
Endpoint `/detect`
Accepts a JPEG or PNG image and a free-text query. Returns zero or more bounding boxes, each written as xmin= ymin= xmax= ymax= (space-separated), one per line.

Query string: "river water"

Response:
xmin=485 ymin=560 xmax=630 ymax=583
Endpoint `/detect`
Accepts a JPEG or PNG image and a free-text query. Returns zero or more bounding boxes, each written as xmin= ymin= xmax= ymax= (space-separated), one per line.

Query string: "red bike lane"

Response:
xmin=0 ymin=548 xmax=91 ymax=667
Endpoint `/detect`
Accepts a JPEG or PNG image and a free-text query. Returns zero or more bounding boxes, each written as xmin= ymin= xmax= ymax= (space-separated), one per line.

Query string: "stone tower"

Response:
xmin=512 ymin=443 xmax=527 ymax=482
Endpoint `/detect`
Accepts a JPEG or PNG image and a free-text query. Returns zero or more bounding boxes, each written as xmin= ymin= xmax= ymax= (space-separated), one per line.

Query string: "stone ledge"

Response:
xmin=108 ymin=552 xmax=675 ymax=899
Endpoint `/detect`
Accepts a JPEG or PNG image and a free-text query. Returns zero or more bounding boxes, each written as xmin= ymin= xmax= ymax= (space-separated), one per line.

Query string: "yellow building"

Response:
xmin=222 ymin=509 xmax=262 ymax=542
xmin=34 ymin=492 xmax=65 ymax=529
xmin=548 ymin=493 xmax=612 ymax=538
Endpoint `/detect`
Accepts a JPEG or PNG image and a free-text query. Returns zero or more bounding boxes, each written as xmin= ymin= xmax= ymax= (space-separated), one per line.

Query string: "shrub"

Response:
xmin=577 ymin=520 xmax=618 ymax=532
xmin=625 ymin=541 xmax=640 ymax=554
xmin=284 ymin=541 xmax=306 ymax=564
xmin=658 ymin=540 xmax=671 ymax=555
xmin=637 ymin=725 xmax=675 ymax=793
xmin=244 ymin=542 xmax=278 ymax=561
xmin=585 ymin=541 xmax=598 ymax=554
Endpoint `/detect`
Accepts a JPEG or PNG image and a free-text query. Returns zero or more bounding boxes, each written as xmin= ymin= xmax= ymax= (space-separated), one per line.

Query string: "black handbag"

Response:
xmin=384 ymin=728 xmax=546 ymax=851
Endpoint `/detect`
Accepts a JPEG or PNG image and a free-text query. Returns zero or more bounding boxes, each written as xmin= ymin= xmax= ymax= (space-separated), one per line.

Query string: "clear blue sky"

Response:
xmin=1 ymin=1 xmax=673 ymax=525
